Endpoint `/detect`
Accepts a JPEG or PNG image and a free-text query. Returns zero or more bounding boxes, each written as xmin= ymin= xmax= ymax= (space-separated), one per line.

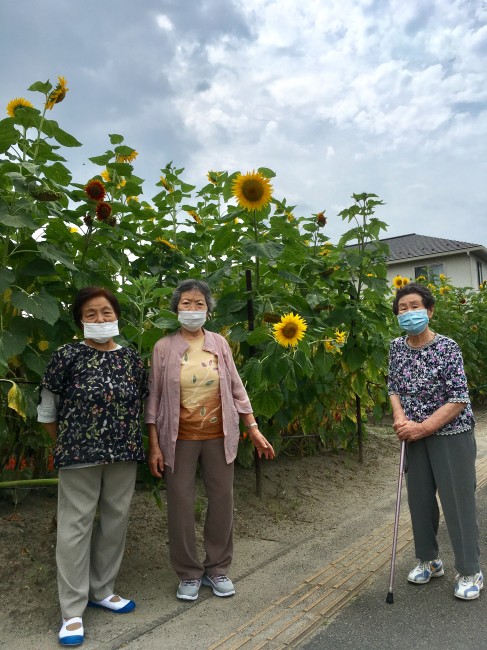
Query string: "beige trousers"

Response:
xmin=56 ymin=461 xmax=137 ymax=618
xmin=164 ymin=438 xmax=234 ymax=580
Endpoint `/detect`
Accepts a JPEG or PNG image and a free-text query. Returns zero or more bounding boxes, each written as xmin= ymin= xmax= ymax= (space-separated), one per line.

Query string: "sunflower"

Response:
xmin=84 ymin=179 xmax=106 ymax=201
xmin=96 ymin=201 xmax=112 ymax=221
xmin=232 ymin=171 xmax=272 ymax=212
xmin=160 ymin=176 xmax=173 ymax=192
xmin=392 ymin=275 xmax=403 ymax=289
xmin=286 ymin=212 xmax=294 ymax=222
xmin=416 ymin=275 xmax=426 ymax=282
xmin=402 ymin=277 xmax=410 ymax=286
xmin=334 ymin=329 xmax=347 ymax=345
xmin=207 ymin=171 xmax=222 ymax=185
xmin=186 ymin=210 xmax=202 ymax=224
xmin=156 ymin=237 xmax=177 ymax=250
xmin=100 ymin=169 xmax=111 ymax=182
xmin=273 ymin=312 xmax=307 ymax=348
xmin=439 ymin=273 xmax=446 ymax=281
xmin=126 ymin=195 xmax=139 ymax=203
xmin=325 ymin=340 xmax=335 ymax=353
xmin=116 ymin=150 xmax=138 ymax=163
xmin=6 ymin=97 xmax=34 ymax=117
xmin=45 ymin=76 xmax=68 ymax=110
xmin=315 ymin=211 xmax=327 ymax=227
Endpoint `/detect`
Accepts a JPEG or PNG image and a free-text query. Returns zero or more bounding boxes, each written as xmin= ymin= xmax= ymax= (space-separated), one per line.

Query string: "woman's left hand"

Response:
xmin=394 ymin=420 xmax=429 ymax=441
xmin=248 ymin=429 xmax=276 ymax=459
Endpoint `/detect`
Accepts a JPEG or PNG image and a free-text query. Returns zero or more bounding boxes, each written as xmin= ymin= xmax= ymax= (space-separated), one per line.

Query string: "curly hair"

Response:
xmin=392 ymin=282 xmax=435 ymax=315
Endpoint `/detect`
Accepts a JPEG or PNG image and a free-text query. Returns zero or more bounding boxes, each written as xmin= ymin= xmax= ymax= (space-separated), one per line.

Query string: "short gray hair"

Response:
xmin=170 ymin=279 xmax=216 ymax=313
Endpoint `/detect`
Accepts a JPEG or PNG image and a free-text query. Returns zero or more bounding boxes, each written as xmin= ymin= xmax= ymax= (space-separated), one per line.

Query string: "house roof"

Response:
xmin=381 ymin=234 xmax=485 ymax=262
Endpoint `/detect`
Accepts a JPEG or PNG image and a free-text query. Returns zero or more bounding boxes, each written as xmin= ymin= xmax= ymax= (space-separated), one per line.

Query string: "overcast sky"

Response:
xmin=2 ymin=0 xmax=487 ymax=244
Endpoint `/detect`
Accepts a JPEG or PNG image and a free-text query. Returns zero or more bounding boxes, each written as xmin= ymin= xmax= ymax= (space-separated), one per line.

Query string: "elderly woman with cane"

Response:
xmin=146 ymin=279 xmax=275 ymax=602
xmin=38 ymin=287 xmax=148 ymax=645
xmin=388 ymin=282 xmax=482 ymax=600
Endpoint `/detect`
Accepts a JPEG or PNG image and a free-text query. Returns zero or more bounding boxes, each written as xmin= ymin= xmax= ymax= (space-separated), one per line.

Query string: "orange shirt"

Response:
xmin=178 ymin=336 xmax=223 ymax=440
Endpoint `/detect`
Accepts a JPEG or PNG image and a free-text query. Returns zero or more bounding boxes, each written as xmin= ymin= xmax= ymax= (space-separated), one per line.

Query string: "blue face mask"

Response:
xmin=397 ymin=309 xmax=429 ymax=335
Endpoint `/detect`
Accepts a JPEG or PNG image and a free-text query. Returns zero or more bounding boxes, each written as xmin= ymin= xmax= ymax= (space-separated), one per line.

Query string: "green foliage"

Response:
xmin=1 ymin=79 xmax=485 ymax=481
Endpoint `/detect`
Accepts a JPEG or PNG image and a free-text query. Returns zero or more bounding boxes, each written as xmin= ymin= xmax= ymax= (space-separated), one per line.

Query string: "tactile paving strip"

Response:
xmin=209 ymin=455 xmax=487 ymax=650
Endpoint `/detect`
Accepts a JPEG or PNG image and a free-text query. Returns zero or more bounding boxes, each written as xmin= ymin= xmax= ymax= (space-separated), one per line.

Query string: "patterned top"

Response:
xmin=40 ymin=342 xmax=149 ymax=467
xmin=388 ymin=334 xmax=474 ymax=435
xmin=179 ymin=336 xmax=223 ymax=440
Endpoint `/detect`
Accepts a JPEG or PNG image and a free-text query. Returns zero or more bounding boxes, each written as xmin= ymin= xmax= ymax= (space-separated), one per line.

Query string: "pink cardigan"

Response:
xmin=145 ymin=330 xmax=253 ymax=470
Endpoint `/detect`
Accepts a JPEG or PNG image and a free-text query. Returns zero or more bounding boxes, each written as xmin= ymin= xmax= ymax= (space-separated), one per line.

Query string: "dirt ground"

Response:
xmin=0 ymin=422 xmax=403 ymax=643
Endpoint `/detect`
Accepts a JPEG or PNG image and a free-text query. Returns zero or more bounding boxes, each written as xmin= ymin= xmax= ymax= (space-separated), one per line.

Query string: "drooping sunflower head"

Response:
xmin=100 ymin=169 xmax=111 ymax=182
xmin=315 ymin=211 xmax=327 ymax=227
xmin=207 ymin=170 xmax=222 ymax=185
xmin=334 ymin=329 xmax=347 ymax=345
xmin=160 ymin=176 xmax=173 ymax=192
xmin=116 ymin=150 xmax=138 ymax=163
xmin=6 ymin=97 xmax=34 ymax=117
xmin=45 ymin=76 xmax=69 ymax=110
xmin=273 ymin=312 xmax=307 ymax=348
xmin=232 ymin=170 xmax=273 ymax=212
xmin=96 ymin=201 xmax=112 ymax=222
xmin=156 ymin=237 xmax=177 ymax=250
xmin=84 ymin=179 xmax=106 ymax=201
xmin=186 ymin=210 xmax=202 ymax=224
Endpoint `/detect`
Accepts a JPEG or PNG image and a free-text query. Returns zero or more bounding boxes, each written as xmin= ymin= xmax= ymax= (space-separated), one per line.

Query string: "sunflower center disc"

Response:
xmin=242 ymin=179 xmax=265 ymax=202
xmin=282 ymin=324 xmax=298 ymax=338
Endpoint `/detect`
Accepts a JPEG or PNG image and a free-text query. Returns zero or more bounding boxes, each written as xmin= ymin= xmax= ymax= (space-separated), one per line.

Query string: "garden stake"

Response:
xmin=386 ymin=439 xmax=406 ymax=604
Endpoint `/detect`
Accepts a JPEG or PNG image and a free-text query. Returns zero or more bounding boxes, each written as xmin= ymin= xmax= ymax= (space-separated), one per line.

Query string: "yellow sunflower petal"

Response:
xmin=45 ymin=76 xmax=69 ymax=110
xmin=232 ymin=170 xmax=273 ymax=212
xmin=6 ymin=97 xmax=34 ymax=117
xmin=272 ymin=312 xmax=307 ymax=347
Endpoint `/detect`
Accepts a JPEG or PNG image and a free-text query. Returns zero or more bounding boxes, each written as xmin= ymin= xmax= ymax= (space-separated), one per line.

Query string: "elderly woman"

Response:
xmin=388 ymin=282 xmax=482 ymax=600
xmin=146 ymin=279 xmax=275 ymax=601
xmin=37 ymin=287 xmax=148 ymax=646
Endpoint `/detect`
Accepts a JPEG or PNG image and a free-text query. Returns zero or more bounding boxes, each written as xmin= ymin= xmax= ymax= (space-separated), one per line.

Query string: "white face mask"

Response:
xmin=82 ymin=320 xmax=119 ymax=343
xmin=178 ymin=311 xmax=207 ymax=332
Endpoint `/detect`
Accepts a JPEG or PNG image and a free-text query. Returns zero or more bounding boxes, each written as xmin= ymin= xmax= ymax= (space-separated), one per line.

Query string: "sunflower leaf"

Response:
xmin=28 ymin=80 xmax=52 ymax=94
xmin=257 ymin=167 xmax=276 ymax=179
xmin=0 ymin=267 xmax=15 ymax=294
xmin=251 ymin=385 xmax=284 ymax=419
xmin=89 ymin=153 xmax=114 ymax=165
xmin=11 ymin=288 xmax=60 ymax=326
xmin=241 ymin=239 xmax=285 ymax=260
xmin=247 ymin=326 xmax=271 ymax=345
xmin=109 ymin=134 xmax=124 ymax=144
xmin=0 ymin=118 xmax=19 ymax=153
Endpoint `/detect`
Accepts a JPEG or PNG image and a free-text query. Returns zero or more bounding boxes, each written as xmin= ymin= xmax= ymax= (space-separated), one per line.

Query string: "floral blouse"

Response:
xmin=40 ymin=343 xmax=149 ymax=467
xmin=388 ymin=334 xmax=474 ymax=435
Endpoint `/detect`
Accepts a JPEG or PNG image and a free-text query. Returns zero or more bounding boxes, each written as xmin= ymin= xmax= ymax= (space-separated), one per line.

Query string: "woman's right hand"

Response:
xmin=148 ymin=446 xmax=164 ymax=478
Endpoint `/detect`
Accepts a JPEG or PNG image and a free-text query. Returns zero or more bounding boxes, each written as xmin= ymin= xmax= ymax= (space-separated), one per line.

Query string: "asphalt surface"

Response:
xmin=301 ymin=483 xmax=487 ymax=650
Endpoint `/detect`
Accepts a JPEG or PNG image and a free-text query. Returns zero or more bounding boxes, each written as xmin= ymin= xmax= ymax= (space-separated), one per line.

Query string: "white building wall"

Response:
xmin=386 ymin=253 xmax=486 ymax=289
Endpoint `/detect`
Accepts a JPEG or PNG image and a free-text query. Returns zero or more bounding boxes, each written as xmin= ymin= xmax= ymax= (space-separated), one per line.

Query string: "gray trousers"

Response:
xmin=164 ymin=438 xmax=234 ymax=580
xmin=406 ymin=430 xmax=480 ymax=575
xmin=57 ymin=461 xmax=137 ymax=618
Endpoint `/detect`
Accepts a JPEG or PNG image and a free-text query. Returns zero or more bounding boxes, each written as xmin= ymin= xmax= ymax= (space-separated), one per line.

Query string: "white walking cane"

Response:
xmin=386 ymin=440 xmax=406 ymax=604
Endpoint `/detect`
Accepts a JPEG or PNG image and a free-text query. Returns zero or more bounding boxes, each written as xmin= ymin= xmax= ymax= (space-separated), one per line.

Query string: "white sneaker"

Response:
xmin=407 ymin=559 xmax=444 ymax=584
xmin=454 ymin=571 xmax=484 ymax=600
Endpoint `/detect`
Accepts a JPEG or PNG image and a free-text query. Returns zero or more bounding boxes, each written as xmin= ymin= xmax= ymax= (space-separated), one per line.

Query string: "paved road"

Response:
xmin=301 ymin=482 xmax=487 ymax=650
